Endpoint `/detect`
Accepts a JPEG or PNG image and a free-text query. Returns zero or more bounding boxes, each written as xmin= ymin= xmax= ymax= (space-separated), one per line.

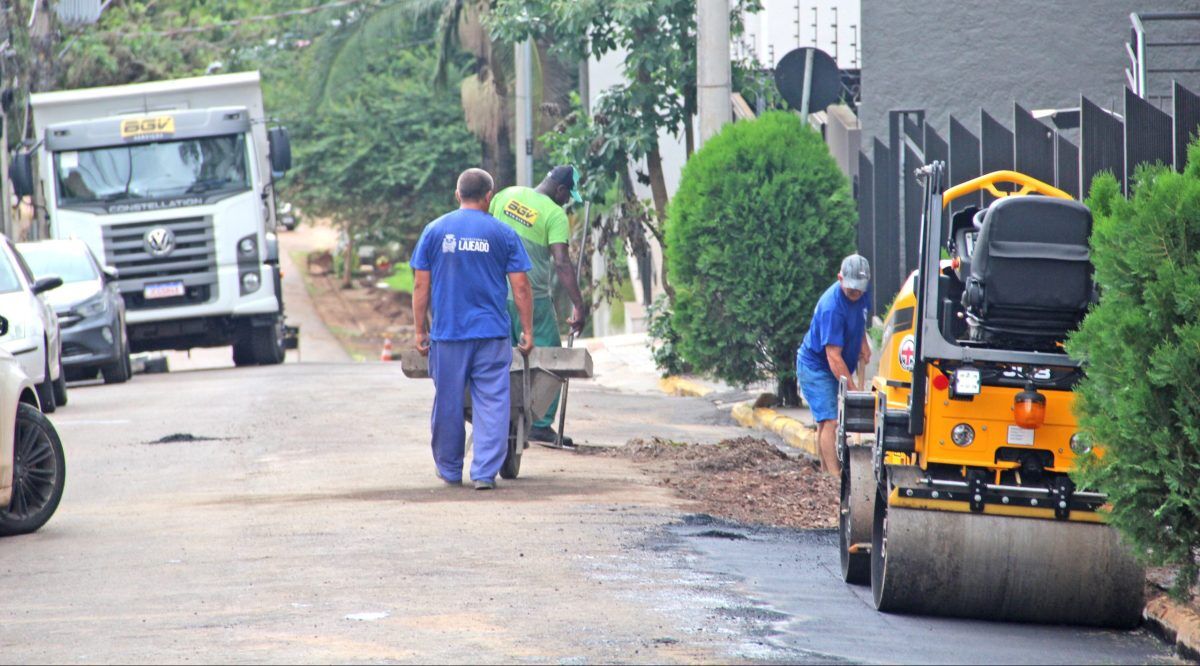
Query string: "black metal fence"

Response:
xmin=855 ymin=83 xmax=1200 ymax=317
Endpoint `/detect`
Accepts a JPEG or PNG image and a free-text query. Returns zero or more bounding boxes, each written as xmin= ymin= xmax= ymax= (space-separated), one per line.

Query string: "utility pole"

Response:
xmin=696 ymin=0 xmax=731 ymax=148
xmin=514 ymin=39 xmax=534 ymax=187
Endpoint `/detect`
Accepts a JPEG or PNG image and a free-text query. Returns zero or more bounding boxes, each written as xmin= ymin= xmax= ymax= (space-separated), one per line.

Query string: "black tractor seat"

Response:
xmin=960 ymin=195 xmax=1094 ymax=351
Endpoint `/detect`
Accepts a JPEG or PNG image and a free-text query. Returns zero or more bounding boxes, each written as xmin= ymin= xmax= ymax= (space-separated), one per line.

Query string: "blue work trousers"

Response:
xmin=429 ymin=338 xmax=512 ymax=483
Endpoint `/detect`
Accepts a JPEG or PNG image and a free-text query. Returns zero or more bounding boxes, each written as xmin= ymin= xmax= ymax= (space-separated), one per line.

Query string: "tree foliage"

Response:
xmin=1067 ymin=151 xmax=1200 ymax=595
xmin=665 ymin=111 xmax=855 ymax=388
xmin=283 ymin=21 xmax=480 ymax=249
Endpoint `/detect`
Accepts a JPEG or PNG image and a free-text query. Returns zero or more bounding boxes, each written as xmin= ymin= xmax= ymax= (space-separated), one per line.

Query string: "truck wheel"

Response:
xmin=35 ymin=355 xmax=56 ymax=414
xmin=0 ymin=404 xmax=66 ymax=536
xmin=250 ymin=318 xmax=286 ymax=365
xmin=232 ymin=340 xmax=255 ymax=367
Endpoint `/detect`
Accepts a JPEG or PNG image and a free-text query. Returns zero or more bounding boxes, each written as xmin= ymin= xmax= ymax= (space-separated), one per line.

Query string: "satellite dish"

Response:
xmin=774 ymin=47 xmax=842 ymax=115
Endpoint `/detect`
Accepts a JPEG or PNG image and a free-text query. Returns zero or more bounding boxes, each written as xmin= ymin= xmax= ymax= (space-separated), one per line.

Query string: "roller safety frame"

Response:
xmin=836 ymin=167 xmax=1145 ymax=628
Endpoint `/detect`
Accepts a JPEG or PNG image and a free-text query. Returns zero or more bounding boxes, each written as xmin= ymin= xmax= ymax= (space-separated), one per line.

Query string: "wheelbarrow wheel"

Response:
xmin=500 ymin=416 xmax=522 ymax=479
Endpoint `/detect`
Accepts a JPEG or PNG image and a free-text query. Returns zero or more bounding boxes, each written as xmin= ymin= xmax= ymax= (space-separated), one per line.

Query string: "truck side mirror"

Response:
xmin=10 ymin=152 xmax=32 ymax=198
xmin=268 ymin=127 xmax=292 ymax=177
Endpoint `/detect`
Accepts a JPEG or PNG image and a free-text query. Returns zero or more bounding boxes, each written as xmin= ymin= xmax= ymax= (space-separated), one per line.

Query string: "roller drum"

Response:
xmin=871 ymin=504 xmax=1145 ymax=628
xmin=839 ymin=446 xmax=875 ymax=584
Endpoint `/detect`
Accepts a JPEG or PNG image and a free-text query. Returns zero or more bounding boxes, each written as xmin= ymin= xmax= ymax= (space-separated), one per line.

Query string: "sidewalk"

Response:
xmin=582 ymin=332 xmax=819 ymax=458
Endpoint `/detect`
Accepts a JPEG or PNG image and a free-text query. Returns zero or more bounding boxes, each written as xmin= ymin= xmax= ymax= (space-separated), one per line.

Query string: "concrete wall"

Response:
xmin=859 ymin=1 xmax=1200 ymax=145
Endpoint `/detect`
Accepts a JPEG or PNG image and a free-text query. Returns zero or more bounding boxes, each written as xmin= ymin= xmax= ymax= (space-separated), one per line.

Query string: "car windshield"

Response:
xmin=18 ymin=245 xmax=98 ymax=284
xmin=54 ymin=134 xmax=250 ymax=206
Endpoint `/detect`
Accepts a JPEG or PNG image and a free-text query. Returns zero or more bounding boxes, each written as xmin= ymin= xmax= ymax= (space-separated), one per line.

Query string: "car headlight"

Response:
xmin=238 ymin=236 xmax=257 ymax=256
xmin=77 ymin=294 xmax=108 ymax=318
xmin=241 ymin=271 xmax=261 ymax=293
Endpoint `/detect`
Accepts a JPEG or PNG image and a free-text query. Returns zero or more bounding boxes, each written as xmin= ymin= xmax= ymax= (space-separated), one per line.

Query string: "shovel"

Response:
xmin=554 ymin=201 xmax=591 ymax=450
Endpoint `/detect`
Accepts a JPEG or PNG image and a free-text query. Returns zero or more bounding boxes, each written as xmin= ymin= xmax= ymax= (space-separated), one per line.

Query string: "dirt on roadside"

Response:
xmin=585 ymin=436 xmax=839 ymax=529
xmin=298 ymin=250 xmax=414 ymax=360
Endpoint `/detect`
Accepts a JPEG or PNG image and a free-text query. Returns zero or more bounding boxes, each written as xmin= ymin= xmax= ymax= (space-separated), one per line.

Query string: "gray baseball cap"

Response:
xmin=840 ymin=254 xmax=871 ymax=291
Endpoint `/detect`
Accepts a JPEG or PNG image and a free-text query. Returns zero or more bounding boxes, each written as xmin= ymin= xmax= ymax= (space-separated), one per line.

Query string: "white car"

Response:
xmin=0 ymin=331 xmax=65 ymax=536
xmin=0 ymin=237 xmax=65 ymax=412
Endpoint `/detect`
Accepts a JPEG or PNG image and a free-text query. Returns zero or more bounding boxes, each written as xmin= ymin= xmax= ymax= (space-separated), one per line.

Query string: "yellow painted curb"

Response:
xmin=1145 ymin=595 xmax=1200 ymax=661
xmin=731 ymin=401 xmax=819 ymax=458
xmin=659 ymin=376 xmax=714 ymax=398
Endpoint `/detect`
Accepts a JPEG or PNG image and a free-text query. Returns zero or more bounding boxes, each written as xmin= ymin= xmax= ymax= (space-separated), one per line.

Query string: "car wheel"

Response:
xmin=35 ymin=354 xmax=56 ymax=414
xmin=52 ymin=359 xmax=67 ymax=406
xmin=0 ymin=403 xmax=66 ymax=536
xmin=101 ymin=335 xmax=130 ymax=384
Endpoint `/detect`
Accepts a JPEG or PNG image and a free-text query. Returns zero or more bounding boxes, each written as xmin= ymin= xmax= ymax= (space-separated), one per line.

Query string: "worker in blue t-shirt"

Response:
xmin=797 ymin=254 xmax=872 ymax=476
xmin=411 ymin=168 xmax=535 ymax=490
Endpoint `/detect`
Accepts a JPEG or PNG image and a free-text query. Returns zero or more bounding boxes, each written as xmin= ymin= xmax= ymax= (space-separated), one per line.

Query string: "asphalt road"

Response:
xmin=0 ymin=229 xmax=1174 ymax=663
xmin=0 ymin=360 xmax=1174 ymax=664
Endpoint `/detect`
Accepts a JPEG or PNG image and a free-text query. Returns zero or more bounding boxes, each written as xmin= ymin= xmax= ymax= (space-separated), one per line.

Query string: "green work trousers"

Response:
xmin=509 ymin=296 xmax=562 ymax=428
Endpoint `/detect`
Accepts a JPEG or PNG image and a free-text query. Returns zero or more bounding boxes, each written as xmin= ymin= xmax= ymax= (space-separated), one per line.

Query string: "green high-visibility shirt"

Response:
xmin=489 ymin=186 xmax=569 ymax=298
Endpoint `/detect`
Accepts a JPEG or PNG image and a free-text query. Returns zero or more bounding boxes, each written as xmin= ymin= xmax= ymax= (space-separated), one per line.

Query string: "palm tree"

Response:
xmin=309 ymin=0 xmax=574 ymax=189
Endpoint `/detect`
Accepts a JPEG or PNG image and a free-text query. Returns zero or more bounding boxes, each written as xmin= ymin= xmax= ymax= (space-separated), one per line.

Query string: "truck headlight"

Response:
xmin=241 ymin=271 xmax=261 ymax=293
xmin=238 ymin=236 xmax=257 ymax=256
xmin=951 ymin=423 xmax=975 ymax=447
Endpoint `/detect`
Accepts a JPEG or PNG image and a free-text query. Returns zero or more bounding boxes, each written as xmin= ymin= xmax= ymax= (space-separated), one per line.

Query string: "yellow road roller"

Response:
xmin=836 ymin=165 xmax=1144 ymax=627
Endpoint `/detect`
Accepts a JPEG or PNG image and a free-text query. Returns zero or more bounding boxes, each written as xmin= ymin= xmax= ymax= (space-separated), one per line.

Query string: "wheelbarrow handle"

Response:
xmin=521 ymin=350 xmax=532 ymax=423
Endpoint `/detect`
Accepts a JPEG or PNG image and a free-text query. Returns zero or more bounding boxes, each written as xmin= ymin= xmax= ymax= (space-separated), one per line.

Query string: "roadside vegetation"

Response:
xmin=664 ymin=112 xmax=856 ymax=403
xmin=1069 ymin=147 xmax=1200 ymax=597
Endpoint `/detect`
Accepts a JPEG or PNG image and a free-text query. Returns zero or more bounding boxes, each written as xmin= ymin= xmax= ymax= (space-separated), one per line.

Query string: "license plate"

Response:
xmin=144 ymin=281 xmax=185 ymax=299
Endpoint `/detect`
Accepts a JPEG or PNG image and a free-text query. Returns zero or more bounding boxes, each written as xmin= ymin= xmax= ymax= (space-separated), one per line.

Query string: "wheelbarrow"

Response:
xmin=398 ymin=347 xmax=594 ymax=479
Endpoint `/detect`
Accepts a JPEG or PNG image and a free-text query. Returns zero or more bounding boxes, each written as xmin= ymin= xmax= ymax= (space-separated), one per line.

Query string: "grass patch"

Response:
xmin=384 ymin=262 xmax=414 ymax=294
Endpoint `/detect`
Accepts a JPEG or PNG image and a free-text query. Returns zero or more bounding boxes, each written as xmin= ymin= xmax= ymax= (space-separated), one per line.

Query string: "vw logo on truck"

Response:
xmin=143 ymin=227 xmax=176 ymax=257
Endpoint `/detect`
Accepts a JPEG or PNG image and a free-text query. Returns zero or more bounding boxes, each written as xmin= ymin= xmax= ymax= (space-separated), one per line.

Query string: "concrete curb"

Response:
xmin=658 ymin=376 xmax=714 ymax=398
xmin=1145 ymin=595 xmax=1200 ymax=662
xmin=730 ymin=401 xmax=819 ymax=458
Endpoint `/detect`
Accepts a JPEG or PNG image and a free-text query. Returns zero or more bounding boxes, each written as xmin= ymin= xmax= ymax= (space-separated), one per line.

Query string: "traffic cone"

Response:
xmin=381 ymin=337 xmax=394 ymax=362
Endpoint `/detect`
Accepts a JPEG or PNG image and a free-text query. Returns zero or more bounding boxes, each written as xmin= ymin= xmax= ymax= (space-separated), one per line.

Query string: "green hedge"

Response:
xmin=1068 ymin=146 xmax=1200 ymax=595
xmin=665 ymin=111 xmax=856 ymax=389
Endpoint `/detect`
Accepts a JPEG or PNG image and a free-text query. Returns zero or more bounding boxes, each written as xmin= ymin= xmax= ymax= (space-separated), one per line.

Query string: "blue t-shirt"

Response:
xmin=798 ymin=282 xmax=871 ymax=376
xmin=410 ymin=208 xmax=532 ymax=342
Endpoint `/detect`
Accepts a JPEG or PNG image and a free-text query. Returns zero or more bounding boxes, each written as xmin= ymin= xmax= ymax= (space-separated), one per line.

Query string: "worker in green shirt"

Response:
xmin=490 ymin=165 xmax=589 ymax=447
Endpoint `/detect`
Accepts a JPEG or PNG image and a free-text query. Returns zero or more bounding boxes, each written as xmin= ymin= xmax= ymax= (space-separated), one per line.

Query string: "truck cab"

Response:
xmin=21 ymin=72 xmax=291 ymax=365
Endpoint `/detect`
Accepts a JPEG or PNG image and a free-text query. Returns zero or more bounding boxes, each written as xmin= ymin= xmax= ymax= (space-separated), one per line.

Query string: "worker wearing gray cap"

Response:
xmin=797 ymin=254 xmax=872 ymax=476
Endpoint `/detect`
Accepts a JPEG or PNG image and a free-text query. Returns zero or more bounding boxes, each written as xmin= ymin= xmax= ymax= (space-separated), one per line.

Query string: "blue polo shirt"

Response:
xmin=798 ymin=282 xmax=871 ymax=376
xmin=411 ymin=208 xmax=532 ymax=341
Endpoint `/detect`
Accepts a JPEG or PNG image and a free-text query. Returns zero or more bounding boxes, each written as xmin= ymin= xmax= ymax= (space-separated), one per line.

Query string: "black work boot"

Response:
xmin=530 ymin=425 xmax=574 ymax=448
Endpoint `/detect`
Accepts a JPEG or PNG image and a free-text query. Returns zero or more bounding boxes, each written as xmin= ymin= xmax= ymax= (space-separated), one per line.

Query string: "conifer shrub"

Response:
xmin=1068 ymin=149 xmax=1200 ymax=594
xmin=665 ymin=112 xmax=856 ymax=394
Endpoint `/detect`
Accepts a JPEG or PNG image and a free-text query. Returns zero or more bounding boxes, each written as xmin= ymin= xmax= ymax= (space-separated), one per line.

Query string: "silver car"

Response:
xmin=0 ymin=237 xmax=64 ymax=411
xmin=18 ymin=240 xmax=130 ymax=385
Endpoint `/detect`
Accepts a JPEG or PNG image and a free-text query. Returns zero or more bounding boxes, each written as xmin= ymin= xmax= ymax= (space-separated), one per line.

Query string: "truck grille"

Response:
xmin=103 ymin=217 xmax=219 ymax=311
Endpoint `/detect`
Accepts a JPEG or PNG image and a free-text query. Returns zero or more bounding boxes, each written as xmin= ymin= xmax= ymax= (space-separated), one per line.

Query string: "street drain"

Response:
xmin=148 ymin=433 xmax=222 ymax=444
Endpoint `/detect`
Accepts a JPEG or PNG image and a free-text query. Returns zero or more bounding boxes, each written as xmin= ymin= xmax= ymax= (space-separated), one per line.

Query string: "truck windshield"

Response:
xmin=54 ymin=134 xmax=250 ymax=206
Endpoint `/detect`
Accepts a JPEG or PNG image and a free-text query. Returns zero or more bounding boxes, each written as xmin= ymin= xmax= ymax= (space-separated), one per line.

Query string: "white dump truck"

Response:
xmin=13 ymin=72 xmax=294 ymax=365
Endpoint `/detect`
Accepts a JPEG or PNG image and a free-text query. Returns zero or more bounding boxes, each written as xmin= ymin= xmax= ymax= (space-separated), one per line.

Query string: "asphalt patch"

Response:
xmin=148 ymin=433 xmax=222 ymax=445
xmin=693 ymin=529 xmax=748 ymax=540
